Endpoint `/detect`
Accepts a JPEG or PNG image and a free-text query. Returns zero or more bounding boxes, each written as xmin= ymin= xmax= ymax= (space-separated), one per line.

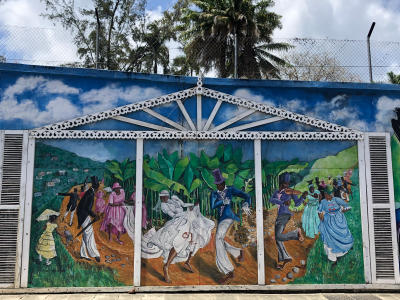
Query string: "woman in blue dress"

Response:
xmin=318 ymin=193 xmax=353 ymax=266
xmin=302 ymin=180 xmax=322 ymax=238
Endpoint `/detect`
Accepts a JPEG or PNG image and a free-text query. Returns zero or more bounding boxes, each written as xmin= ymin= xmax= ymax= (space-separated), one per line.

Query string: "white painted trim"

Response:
xmin=254 ymin=139 xmax=265 ymax=285
xmin=14 ymin=131 xmax=29 ymax=288
xmin=28 ymin=130 xmax=364 ymax=141
xmin=143 ymin=108 xmax=188 ymax=131
xmin=197 ymin=94 xmax=202 ymax=130
xmin=20 ymin=137 xmax=35 ymax=288
xmin=111 ymin=116 xmax=175 ymax=131
xmin=203 ymin=99 xmax=222 ymax=131
xmin=176 ymin=99 xmax=196 ymax=131
xmin=133 ymin=139 xmax=143 ymax=287
xmin=0 ymin=131 xmax=4 ymax=205
xmin=210 ymin=109 xmax=256 ymax=132
xmin=358 ymin=139 xmax=372 ymax=284
xmin=384 ymin=133 xmax=400 ymax=284
xmin=0 ymin=205 xmax=19 ymax=210
xmin=226 ymin=116 xmax=284 ymax=132
xmin=4 ymin=130 xmax=25 ymax=135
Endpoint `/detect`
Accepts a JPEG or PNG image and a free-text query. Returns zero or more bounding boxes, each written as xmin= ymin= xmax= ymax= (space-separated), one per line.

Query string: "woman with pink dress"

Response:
xmin=100 ymin=182 xmax=126 ymax=244
xmin=95 ymin=190 xmax=106 ymax=220
xmin=124 ymin=187 xmax=148 ymax=229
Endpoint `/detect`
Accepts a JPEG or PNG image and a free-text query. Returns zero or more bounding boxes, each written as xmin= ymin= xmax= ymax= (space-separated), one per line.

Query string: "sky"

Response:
xmin=1 ymin=0 xmax=400 ymax=41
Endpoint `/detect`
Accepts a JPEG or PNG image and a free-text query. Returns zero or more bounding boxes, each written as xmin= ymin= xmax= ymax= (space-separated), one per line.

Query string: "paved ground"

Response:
xmin=1 ymin=294 xmax=400 ymax=300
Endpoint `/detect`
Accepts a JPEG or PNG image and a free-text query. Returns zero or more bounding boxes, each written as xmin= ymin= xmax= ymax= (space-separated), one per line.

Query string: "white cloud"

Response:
xmin=375 ymin=96 xmax=400 ymax=132
xmin=37 ymin=97 xmax=81 ymax=125
xmin=80 ymin=84 xmax=163 ymax=115
xmin=3 ymin=76 xmax=79 ymax=101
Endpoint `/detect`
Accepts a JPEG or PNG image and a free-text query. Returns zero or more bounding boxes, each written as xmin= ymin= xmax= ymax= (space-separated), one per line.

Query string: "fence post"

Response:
xmin=367 ymin=22 xmax=375 ymax=83
xmin=234 ymin=27 xmax=238 ymax=79
xmin=95 ymin=8 xmax=100 ymax=69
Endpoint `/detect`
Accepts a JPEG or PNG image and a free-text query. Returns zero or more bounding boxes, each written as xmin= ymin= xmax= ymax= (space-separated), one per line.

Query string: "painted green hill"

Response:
xmin=295 ymin=145 xmax=358 ymax=193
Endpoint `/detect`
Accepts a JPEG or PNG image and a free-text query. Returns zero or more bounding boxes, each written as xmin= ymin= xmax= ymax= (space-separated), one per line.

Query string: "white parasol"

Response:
xmin=36 ymin=209 xmax=60 ymax=221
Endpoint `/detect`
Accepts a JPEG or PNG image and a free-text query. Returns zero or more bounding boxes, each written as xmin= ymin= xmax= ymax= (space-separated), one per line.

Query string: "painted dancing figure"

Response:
xmin=58 ymin=188 xmax=80 ymax=226
xmin=76 ymin=176 xmax=101 ymax=262
xmin=269 ymin=173 xmax=307 ymax=270
xmin=210 ymin=169 xmax=252 ymax=285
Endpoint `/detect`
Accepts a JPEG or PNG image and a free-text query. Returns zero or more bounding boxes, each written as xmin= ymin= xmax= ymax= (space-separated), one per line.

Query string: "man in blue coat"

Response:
xmin=269 ymin=173 xmax=307 ymax=270
xmin=210 ymin=168 xmax=252 ymax=285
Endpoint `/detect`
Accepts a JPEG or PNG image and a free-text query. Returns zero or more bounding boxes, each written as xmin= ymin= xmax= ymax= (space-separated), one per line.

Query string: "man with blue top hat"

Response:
xmin=269 ymin=172 xmax=308 ymax=270
xmin=210 ymin=168 xmax=252 ymax=285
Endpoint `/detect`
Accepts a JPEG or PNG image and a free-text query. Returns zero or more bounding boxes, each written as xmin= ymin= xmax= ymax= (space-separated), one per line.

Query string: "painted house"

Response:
xmin=35 ymin=176 xmax=42 ymax=180
xmin=0 ymin=64 xmax=399 ymax=292
xmin=37 ymin=172 xmax=45 ymax=177
xmin=33 ymin=192 xmax=42 ymax=197
xmin=67 ymin=178 xmax=75 ymax=183
xmin=46 ymin=171 xmax=52 ymax=175
xmin=51 ymin=178 xmax=60 ymax=183
xmin=51 ymin=156 xmax=58 ymax=161
xmin=73 ymin=168 xmax=79 ymax=172
xmin=58 ymin=170 xmax=66 ymax=175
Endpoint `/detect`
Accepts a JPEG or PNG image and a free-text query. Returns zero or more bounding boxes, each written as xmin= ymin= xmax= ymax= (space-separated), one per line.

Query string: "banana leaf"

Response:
xmin=123 ymin=163 xmax=136 ymax=181
xmin=174 ymin=157 xmax=189 ymax=181
xmin=200 ymin=150 xmax=210 ymax=167
xmin=207 ymin=157 xmax=220 ymax=169
xmin=234 ymin=176 xmax=245 ymax=190
xmin=158 ymin=153 xmax=174 ymax=180
xmin=144 ymin=178 xmax=169 ymax=192
xmin=224 ymin=173 xmax=235 ymax=186
xmin=239 ymin=169 xmax=250 ymax=179
xmin=215 ymin=145 xmax=224 ymax=160
xmin=184 ymin=164 xmax=194 ymax=190
xmin=201 ymin=169 xmax=217 ymax=190
xmin=233 ymin=148 xmax=243 ymax=165
xmin=224 ymin=144 xmax=233 ymax=162
xmin=163 ymin=149 xmax=170 ymax=162
xmin=189 ymin=153 xmax=199 ymax=168
xmin=241 ymin=160 xmax=254 ymax=169
xmin=278 ymin=163 xmax=308 ymax=176
xmin=120 ymin=158 xmax=129 ymax=173
xmin=226 ymin=163 xmax=238 ymax=174
xmin=189 ymin=178 xmax=202 ymax=193
xmin=169 ymin=151 xmax=180 ymax=167
xmin=149 ymin=157 xmax=161 ymax=172
xmin=114 ymin=173 xmax=124 ymax=181
xmin=144 ymin=162 xmax=189 ymax=196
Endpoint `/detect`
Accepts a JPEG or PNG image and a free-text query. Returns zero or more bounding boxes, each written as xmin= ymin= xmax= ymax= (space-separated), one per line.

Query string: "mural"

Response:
xmin=28 ymin=139 xmax=258 ymax=287
xmin=140 ymin=140 xmax=257 ymax=286
xmin=262 ymin=141 xmax=364 ymax=284
xmin=28 ymin=140 xmax=137 ymax=287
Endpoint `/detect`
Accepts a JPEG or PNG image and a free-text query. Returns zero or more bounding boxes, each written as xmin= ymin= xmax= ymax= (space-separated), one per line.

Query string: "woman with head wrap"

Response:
xmin=302 ymin=180 xmax=322 ymax=238
xmin=146 ymin=190 xmax=215 ymax=284
xmin=318 ymin=193 xmax=353 ymax=266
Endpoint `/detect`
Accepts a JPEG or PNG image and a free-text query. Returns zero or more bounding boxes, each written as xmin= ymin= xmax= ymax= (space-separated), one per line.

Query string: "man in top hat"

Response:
xmin=332 ymin=178 xmax=347 ymax=199
xmin=269 ymin=173 xmax=308 ymax=270
xmin=58 ymin=188 xmax=80 ymax=226
xmin=76 ymin=176 xmax=101 ymax=262
xmin=210 ymin=168 xmax=252 ymax=285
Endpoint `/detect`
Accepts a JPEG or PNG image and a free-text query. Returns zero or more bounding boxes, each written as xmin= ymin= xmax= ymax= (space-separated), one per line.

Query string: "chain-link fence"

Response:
xmin=1 ymin=25 xmax=399 ymax=83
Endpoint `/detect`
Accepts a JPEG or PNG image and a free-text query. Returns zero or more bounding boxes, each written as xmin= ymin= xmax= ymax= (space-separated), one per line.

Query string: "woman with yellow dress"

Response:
xmin=35 ymin=209 xmax=65 ymax=266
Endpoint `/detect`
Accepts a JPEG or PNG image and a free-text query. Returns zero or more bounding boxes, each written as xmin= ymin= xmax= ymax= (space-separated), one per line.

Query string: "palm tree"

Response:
xmin=141 ymin=20 xmax=174 ymax=74
xmin=178 ymin=0 xmax=292 ymax=78
xmin=388 ymin=71 xmax=400 ymax=84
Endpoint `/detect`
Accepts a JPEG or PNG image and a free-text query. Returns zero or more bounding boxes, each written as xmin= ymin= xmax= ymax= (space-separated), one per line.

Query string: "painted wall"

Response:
xmin=1 ymin=64 xmax=399 ymax=287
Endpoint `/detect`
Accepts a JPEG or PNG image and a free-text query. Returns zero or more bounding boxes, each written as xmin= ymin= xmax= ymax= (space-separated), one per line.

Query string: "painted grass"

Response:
xmin=290 ymin=168 xmax=365 ymax=284
xmin=28 ymin=195 xmax=125 ymax=288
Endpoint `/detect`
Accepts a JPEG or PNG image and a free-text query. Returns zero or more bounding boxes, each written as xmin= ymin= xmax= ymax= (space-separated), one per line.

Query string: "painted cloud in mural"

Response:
xmin=0 ymin=76 xmax=163 ymax=127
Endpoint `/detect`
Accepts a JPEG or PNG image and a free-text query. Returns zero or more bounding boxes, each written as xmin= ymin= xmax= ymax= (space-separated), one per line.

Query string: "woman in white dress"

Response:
xmin=148 ymin=190 xmax=215 ymax=283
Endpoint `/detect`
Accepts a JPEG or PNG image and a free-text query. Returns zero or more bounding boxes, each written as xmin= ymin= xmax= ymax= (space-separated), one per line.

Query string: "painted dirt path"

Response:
xmin=57 ymin=185 xmax=259 ymax=286
xmin=264 ymin=208 xmax=318 ymax=285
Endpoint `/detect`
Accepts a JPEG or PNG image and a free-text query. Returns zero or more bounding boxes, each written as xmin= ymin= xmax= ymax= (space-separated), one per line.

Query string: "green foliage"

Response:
xmin=388 ymin=71 xmax=400 ymax=84
xmin=28 ymin=196 xmax=125 ymax=287
xmin=290 ymin=168 xmax=364 ymax=284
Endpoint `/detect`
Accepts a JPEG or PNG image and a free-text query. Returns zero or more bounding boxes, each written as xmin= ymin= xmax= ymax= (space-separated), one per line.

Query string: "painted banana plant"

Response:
xmin=103 ymin=158 xmax=136 ymax=199
xmin=142 ymin=144 xmax=256 ymax=224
